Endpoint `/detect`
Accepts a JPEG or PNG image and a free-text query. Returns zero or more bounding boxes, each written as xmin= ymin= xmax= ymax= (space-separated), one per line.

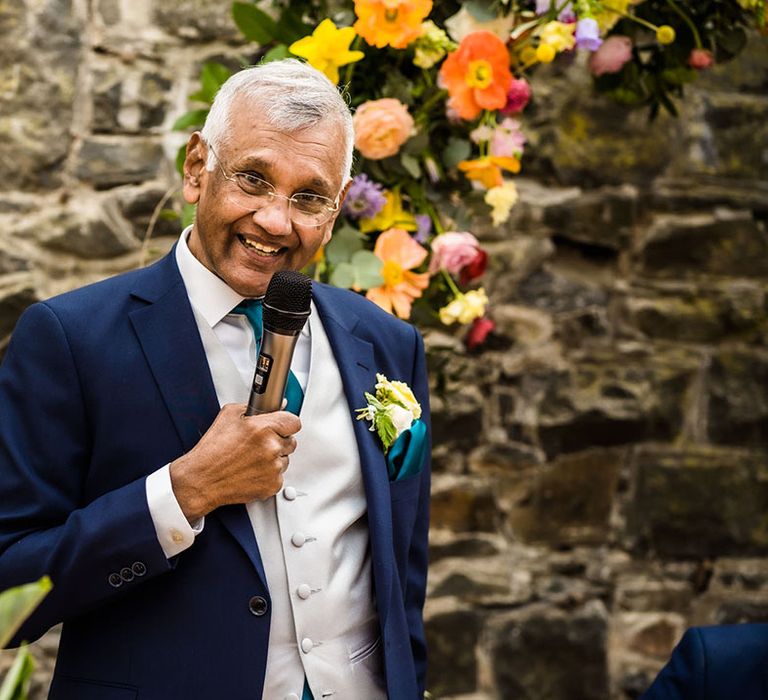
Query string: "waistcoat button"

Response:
xmin=297 ymin=583 xmax=312 ymax=600
xmin=301 ymin=637 xmax=314 ymax=653
xmin=248 ymin=595 xmax=268 ymax=616
xmin=283 ymin=486 xmax=297 ymax=500
xmin=291 ymin=532 xmax=306 ymax=547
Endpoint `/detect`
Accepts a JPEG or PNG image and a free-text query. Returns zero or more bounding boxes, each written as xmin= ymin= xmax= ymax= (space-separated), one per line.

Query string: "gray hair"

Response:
xmin=200 ymin=59 xmax=354 ymax=183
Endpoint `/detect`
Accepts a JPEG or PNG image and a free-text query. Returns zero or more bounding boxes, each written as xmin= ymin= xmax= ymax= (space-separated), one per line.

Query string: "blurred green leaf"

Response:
xmin=465 ymin=0 xmax=497 ymax=22
xmin=0 ymin=576 xmax=52 ymax=649
xmin=182 ymin=203 xmax=197 ymax=229
xmin=175 ymin=144 xmax=187 ymax=177
xmin=159 ymin=209 xmax=179 ymax=222
xmin=326 ymin=224 xmax=364 ymax=265
xmin=264 ymin=44 xmax=291 ymax=63
xmin=189 ymin=62 xmax=231 ymax=104
xmin=350 ymin=250 xmax=383 ymax=290
xmin=232 ymin=2 xmax=279 ymax=44
xmin=400 ymin=154 xmax=421 ymax=179
xmin=330 ymin=262 xmax=356 ymax=288
xmin=0 ymin=645 xmax=34 ymax=700
xmin=442 ymin=138 xmax=471 ymax=169
xmin=172 ymin=109 xmax=209 ymax=131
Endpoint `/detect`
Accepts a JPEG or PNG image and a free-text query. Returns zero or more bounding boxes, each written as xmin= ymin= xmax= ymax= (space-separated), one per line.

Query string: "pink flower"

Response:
xmin=490 ymin=117 xmax=526 ymax=159
xmin=500 ymin=77 xmax=532 ymax=115
xmin=588 ymin=35 xmax=633 ymax=76
xmin=353 ymin=98 xmax=415 ymax=160
xmin=429 ymin=231 xmax=483 ymax=275
xmin=688 ymin=48 xmax=714 ymax=70
xmin=465 ymin=317 xmax=495 ymax=350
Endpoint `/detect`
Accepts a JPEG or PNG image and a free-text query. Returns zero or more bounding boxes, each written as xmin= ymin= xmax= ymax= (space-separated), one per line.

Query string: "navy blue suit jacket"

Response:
xmin=0 ymin=250 xmax=431 ymax=699
xmin=641 ymin=624 xmax=768 ymax=700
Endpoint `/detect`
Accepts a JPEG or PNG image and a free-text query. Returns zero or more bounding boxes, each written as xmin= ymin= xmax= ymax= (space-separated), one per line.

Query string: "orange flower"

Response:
xmin=366 ymin=228 xmax=430 ymax=319
xmin=458 ymin=155 xmax=521 ymax=189
xmin=353 ymin=98 xmax=415 ymax=160
xmin=354 ymin=0 xmax=433 ymax=49
xmin=439 ymin=30 xmax=512 ymax=120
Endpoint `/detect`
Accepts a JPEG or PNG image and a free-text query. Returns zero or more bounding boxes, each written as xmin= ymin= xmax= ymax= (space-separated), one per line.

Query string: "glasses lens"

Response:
xmin=292 ymin=194 xmax=336 ymax=226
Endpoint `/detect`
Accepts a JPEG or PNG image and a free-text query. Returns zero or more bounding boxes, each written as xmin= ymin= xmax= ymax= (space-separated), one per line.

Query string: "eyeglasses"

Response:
xmin=205 ymin=143 xmax=340 ymax=227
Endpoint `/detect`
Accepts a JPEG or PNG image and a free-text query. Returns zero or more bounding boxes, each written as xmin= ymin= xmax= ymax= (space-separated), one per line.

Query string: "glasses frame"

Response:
xmin=203 ymin=142 xmax=340 ymax=228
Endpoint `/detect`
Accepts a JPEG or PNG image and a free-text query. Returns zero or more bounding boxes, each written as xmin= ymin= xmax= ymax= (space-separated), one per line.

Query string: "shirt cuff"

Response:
xmin=146 ymin=464 xmax=204 ymax=559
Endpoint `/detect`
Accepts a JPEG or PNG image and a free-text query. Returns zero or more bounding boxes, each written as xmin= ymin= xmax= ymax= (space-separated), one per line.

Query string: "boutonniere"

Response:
xmin=356 ymin=373 xmax=422 ymax=454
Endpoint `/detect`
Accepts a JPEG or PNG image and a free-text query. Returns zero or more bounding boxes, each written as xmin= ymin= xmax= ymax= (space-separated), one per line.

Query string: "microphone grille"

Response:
xmin=263 ymin=270 xmax=312 ymax=331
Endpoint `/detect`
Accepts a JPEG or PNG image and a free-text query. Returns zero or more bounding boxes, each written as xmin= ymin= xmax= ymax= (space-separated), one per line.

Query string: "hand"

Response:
xmin=169 ymin=403 xmax=301 ymax=521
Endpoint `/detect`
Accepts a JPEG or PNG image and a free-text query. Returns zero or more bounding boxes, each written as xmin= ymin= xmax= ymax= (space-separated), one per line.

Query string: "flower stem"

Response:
xmin=441 ymin=269 xmax=463 ymax=297
xmin=665 ymin=0 xmax=702 ymax=48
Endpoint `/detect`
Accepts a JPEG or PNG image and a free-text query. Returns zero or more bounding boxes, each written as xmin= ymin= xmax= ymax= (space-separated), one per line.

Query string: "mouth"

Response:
xmin=237 ymin=235 xmax=286 ymax=257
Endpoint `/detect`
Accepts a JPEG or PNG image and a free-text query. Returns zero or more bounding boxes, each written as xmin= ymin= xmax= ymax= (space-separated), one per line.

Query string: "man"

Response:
xmin=0 ymin=59 xmax=431 ymax=699
xmin=641 ymin=624 xmax=768 ymax=700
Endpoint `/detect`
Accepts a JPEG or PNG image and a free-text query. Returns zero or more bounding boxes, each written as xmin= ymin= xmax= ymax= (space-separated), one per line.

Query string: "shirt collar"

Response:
xmin=175 ymin=226 xmax=246 ymax=327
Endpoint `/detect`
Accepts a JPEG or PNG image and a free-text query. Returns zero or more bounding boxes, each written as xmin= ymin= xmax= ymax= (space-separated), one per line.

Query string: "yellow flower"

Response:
xmin=360 ymin=190 xmax=417 ymax=233
xmin=413 ymin=20 xmax=456 ymax=69
xmin=656 ymin=25 xmax=676 ymax=44
xmin=354 ymin=0 xmax=433 ymax=49
xmin=538 ymin=21 xmax=576 ymax=53
xmin=594 ymin=0 xmax=644 ymax=32
xmin=458 ymin=155 xmax=521 ymax=190
xmin=484 ymin=180 xmax=518 ymax=226
xmin=374 ymin=373 xmax=422 ymax=420
xmin=439 ymin=288 xmax=489 ymax=325
xmin=289 ymin=19 xmax=364 ymax=84
xmin=536 ymin=43 xmax=557 ymax=63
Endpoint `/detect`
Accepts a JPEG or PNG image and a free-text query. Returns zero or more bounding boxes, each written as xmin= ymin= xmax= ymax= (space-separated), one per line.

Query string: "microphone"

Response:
xmin=245 ymin=270 xmax=312 ymax=416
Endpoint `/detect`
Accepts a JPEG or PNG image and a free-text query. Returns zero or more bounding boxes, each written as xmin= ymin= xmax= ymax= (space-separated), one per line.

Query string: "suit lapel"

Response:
xmin=313 ymin=285 xmax=395 ymax=628
xmin=128 ymin=251 xmax=269 ymax=589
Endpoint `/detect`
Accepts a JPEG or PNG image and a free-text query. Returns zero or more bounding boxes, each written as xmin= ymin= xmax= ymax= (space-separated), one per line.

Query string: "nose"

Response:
xmin=251 ymin=195 xmax=293 ymax=237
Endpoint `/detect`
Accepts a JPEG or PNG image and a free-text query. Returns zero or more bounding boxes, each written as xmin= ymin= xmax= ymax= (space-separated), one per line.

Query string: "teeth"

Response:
xmin=240 ymin=237 xmax=281 ymax=255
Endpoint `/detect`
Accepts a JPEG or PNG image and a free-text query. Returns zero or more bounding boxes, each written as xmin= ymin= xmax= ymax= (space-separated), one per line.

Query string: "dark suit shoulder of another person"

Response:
xmin=641 ymin=623 xmax=768 ymax=700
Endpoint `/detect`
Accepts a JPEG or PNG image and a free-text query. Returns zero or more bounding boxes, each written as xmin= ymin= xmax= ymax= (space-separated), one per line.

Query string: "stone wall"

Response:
xmin=1 ymin=2 xmax=767 ymax=698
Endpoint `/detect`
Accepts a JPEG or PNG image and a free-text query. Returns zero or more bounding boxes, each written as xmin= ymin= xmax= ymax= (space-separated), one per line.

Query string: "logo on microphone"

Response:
xmin=252 ymin=354 xmax=273 ymax=394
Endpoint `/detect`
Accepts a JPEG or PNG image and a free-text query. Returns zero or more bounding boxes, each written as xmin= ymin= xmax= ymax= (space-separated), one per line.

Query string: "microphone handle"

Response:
xmin=245 ymin=329 xmax=301 ymax=416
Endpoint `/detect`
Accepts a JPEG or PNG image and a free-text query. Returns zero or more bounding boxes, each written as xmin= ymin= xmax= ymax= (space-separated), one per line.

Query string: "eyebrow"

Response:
xmin=232 ymin=156 xmax=335 ymax=196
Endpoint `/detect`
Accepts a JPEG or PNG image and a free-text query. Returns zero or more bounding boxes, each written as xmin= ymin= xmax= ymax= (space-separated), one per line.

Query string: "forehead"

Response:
xmin=222 ymin=101 xmax=346 ymax=190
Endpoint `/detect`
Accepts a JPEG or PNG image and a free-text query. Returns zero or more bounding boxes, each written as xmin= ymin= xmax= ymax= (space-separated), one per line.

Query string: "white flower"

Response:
xmin=388 ymin=403 xmax=416 ymax=438
xmin=356 ymin=374 xmax=422 ymax=453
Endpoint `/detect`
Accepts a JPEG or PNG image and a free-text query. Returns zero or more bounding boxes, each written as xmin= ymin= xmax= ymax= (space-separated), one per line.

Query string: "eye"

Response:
xmin=293 ymin=192 xmax=333 ymax=214
xmin=235 ymin=172 xmax=273 ymax=195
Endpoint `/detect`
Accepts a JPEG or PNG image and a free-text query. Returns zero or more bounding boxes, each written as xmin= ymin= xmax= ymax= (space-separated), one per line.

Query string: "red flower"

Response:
xmin=460 ymin=249 xmax=488 ymax=285
xmin=465 ymin=316 xmax=495 ymax=350
xmin=688 ymin=48 xmax=714 ymax=70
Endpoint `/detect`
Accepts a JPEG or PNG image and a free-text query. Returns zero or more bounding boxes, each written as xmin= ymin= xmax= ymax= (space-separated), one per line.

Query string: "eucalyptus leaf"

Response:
xmin=232 ymin=2 xmax=279 ymax=45
xmin=326 ymin=224 xmax=364 ymax=265
xmin=171 ymin=109 xmax=209 ymax=131
xmin=442 ymin=137 xmax=471 ymax=169
xmin=350 ymin=250 xmax=383 ymax=290
xmin=400 ymin=153 xmax=421 ymax=179
xmin=0 ymin=576 xmax=52 ymax=648
xmin=330 ymin=262 xmax=356 ymax=289
xmin=464 ymin=0 xmax=498 ymax=22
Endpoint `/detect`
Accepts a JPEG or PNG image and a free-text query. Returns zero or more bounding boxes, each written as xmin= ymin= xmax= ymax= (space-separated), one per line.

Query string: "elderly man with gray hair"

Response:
xmin=0 ymin=59 xmax=431 ymax=700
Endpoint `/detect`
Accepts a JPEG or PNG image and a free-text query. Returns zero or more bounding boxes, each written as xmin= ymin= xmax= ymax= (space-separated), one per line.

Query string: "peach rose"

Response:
xmin=353 ymin=98 xmax=415 ymax=160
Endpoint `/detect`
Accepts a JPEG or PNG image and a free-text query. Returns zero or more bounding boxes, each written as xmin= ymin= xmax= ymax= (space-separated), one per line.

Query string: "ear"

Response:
xmin=182 ymin=133 xmax=207 ymax=205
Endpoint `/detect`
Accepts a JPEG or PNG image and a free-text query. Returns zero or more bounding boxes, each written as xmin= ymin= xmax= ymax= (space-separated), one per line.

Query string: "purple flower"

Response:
xmin=536 ymin=0 xmax=574 ymax=21
xmin=414 ymin=214 xmax=432 ymax=243
xmin=575 ymin=18 xmax=603 ymax=51
xmin=342 ymin=174 xmax=387 ymax=220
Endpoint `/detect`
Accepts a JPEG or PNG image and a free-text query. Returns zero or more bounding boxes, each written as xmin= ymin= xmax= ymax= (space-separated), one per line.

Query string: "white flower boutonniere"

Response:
xmin=356 ymin=373 xmax=422 ymax=453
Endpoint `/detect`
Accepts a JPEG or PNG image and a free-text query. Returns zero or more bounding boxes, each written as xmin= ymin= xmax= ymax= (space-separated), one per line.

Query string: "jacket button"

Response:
xmin=131 ymin=561 xmax=147 ymax=577
xmin=120 ymin=567 xmax=135 ymax=583
xmin=248 ymin=596 xmax=268 ymax=616
xmin=108 ymin=572 xmax=123 ymax=588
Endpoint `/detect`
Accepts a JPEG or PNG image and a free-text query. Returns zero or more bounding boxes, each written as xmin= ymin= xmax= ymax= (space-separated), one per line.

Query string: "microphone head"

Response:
xmin=263 ymin=270 xmax=312 ymax=333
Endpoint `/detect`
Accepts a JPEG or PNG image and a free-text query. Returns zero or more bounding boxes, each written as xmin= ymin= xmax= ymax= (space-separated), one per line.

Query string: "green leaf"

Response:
xmin=263 ymin=44 xmax=291 ymax=63
xmin=350 ymin=250 xmax=383 ymax=290
xmin=330 ymin=262 xmax=356 ymax=288
xmin=181 ymin=202 xmax=197 ymax=229
xmin=401 ymin=131 xmax=429 ymax=156
xmin=0 ymin=576 xmax=52 ymax=648
xmin=464 ymin=0 xmax=497 ymax=22
xmin=158 ymin=209 xmax=179 ymax=222
xmin=326 ymin=224 xmax=364 ymax=265
xmin=0 ymin=645 xmax=34 ymax=700
xmin=171 ymin=109 xmax=210 ymax=131
xmin=400 ymin=153 xmax=421 ymax=179
xmin=175 ymin=144 xmax=187 ymax=177
xmin=276 ymin=7 xmax=314 ymax=44
xmin=232 ymin=2 xmax=279 ymax=45
xmin=190 ymin=62 xmax=232 ymax=104
xmin=442 ymin=137 xmax=471 ymax=169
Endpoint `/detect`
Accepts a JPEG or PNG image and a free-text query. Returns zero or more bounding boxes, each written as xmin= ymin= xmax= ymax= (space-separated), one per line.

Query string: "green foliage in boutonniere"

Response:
xmin=356 ymin=373 xmax=422 ymax=454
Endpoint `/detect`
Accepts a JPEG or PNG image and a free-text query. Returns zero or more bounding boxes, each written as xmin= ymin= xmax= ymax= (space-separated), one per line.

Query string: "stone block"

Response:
xmin=629 ymin=446 xmax=768 ymax=558
xmin=613 ymin=612 xmax=686 ymax=661
xmin=651 ymin=177 xmax=768 ymax=213
xmin=615 ymin=574 xmax=694 ymax=613
xmin=424 ymin=603 xmax=484 ymax=698
xmin=515 ymin=268 xmax=609 ymax=315
xmin=153 ymin=0 xmax=242 ymax=41
xmin=430 ymin=475 xmax=497 ymax=534
xmin=708 ymin=349 xmax=768 ymax=448
xmin=430 ymin=388 xmax=485 ymax=452
xmin=618 ymin=281 xmax=767 ymax=344
xmin=75 ymin=137 xmax=164 ymax=188
xmin=0 ymin=281 xmax=38 ymax=340
xmin=636 ymin=210 xmax=768 ymax=279
xmin=502 ymin=448 xmax=621 ymax=547
xmin=488 ymin=601 xmax=609 ymax=700
xmin=117 ymin=183 xmax=183 ymax=241
xmin=428 ymin=533 xmax=503 ymax=563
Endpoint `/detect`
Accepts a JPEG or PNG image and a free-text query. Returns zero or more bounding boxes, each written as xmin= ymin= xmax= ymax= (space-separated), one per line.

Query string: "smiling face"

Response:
xmin=183 ymin=98 xmax=349 ymax=297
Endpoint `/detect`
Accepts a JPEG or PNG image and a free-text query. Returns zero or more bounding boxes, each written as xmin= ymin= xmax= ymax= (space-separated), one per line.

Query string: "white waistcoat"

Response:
xmin=192 ymin=304 xmax=386 ymax=700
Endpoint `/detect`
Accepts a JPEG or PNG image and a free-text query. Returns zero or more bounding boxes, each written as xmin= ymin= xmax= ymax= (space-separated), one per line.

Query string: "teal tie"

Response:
xmin=233 ymin=299 xmax=304 ymax=414
xmin=234 ymin=300 xmax=311 ymax=699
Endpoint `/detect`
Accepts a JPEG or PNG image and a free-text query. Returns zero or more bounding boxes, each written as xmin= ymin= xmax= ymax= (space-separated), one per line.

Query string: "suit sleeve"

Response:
xmin=0 ymin=303 xmax=172 ymax=646
xmin=640 ymin=627 xmax=706 ymax=700
xmin=405 ymin=325 xmax=431 ymax=694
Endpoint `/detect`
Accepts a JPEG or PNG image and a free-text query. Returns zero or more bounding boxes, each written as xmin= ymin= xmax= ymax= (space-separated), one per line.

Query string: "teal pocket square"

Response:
xmin=386 ymin=419 xmax=428 ymax=481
